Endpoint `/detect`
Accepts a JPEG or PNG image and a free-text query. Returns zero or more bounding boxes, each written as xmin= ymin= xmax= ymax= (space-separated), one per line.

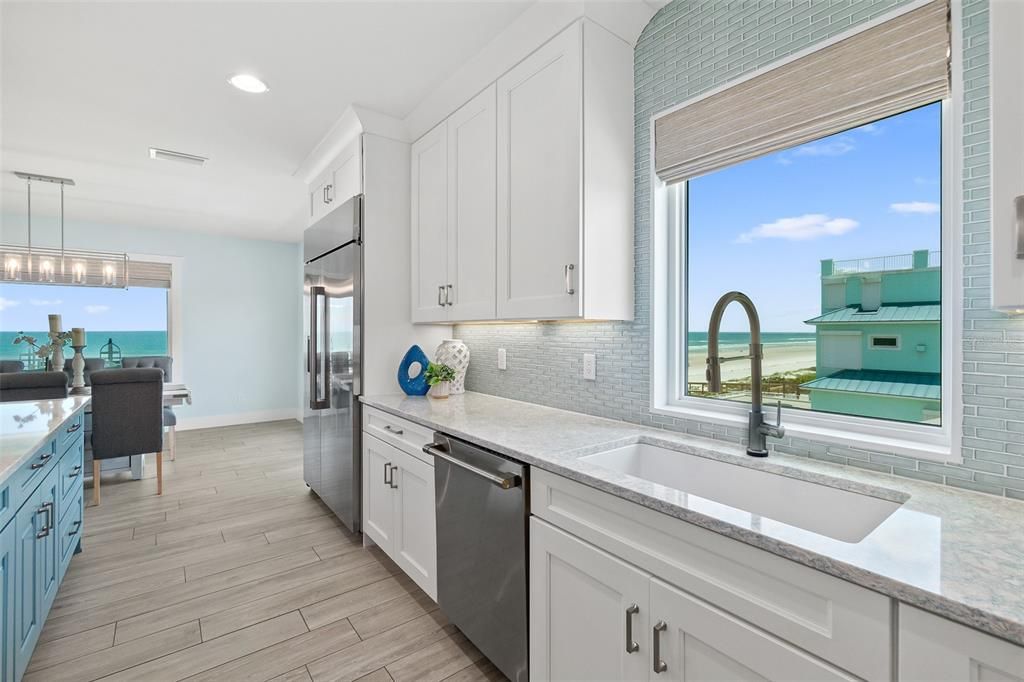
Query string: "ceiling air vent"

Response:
xmin=148 ymin=147 xmax=208 ymax=166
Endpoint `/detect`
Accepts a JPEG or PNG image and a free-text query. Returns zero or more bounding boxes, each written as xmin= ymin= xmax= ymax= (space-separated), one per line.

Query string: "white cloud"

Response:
xmin=913 ymin=177 xmax=939 ymax=186
xmin=890 ymin=201 xmax=940 ymax=215
xmin=735 ymin=214 xmax=859 ymax=244
xmin=84 ymin=305 xmax=110 ymax=314
xmin=29 ymin=299 xmax=62 ymax=306
xmin=860 ymin=123 xmax=883 ymax=135
xmin=0 ymin=297 xmax=19 ymax=311
xmin=792 ymin=137 xmax=855 ymax=158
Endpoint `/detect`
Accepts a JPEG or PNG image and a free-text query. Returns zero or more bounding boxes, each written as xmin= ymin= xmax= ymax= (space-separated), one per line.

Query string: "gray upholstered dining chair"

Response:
xmin=0 ymin=371 xmax=68 ymax=402
xmin=0 ymin=360 xmax=24 ymax=373
xmin=63 ymin=357 xmax=106 ymax=386
xmin=89 ymin=368 xmax=164 ymax=504
xmin=121 ymin=356 xmax=177 ymax=460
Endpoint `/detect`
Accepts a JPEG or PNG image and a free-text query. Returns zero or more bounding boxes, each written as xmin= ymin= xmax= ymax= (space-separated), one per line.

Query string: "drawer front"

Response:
xmin=59 ymin=488 xmax=83 ymax=575
xmin=57 ymin=412 xmax=85 ymax=455
xmin=363 ymin=407 xmax=435 ymax=465
xmin=12 ymin=438 xmax=57 ymax=513
xmin=531 ymin=469 xmax=892 ymax=681
xmin=59 ymin=439 xmax=85 ymax=512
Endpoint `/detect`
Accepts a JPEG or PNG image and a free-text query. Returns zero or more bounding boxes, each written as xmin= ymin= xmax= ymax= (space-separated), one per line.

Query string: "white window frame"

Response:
xmin=869 ymin=334 xmax=902 ymax=351
xmin=650 ymin=0 xmax=963 ymax=463
xmin=127 ymin=252 xmax=183 ymax=383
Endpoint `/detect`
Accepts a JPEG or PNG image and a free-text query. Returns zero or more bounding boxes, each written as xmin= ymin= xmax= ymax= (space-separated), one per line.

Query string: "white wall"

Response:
xmin=2 ymin=216 xmax=302 ymax=429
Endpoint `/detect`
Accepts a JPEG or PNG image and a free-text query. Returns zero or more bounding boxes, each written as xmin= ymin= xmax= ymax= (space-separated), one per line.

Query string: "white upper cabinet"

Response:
xmin=496 ymin=25 xmax=583 ymax=320
xmin=410 ymin=123 xmax=450 ymax=323
xmin=990 ymin=0 xmax=1024 ymax=311
xmin=447 ymin=85 xmax=497 ymax=321
xmin=308 ymin=139 xmax=362 ymax=226
xmin=411 ymin=86 xmax=498 ymax=323
xmin=410 ymin=18 xmax=633 ymax=323
xmin=496 ymin=20 xmax=634 ymax=321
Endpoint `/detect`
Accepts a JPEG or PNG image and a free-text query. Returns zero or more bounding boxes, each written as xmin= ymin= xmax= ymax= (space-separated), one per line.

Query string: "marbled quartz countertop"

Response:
xmin=362 ymin=391 xmax=1024 ymax=646
xmin=0 ymin=397 xmax=90 ymax=485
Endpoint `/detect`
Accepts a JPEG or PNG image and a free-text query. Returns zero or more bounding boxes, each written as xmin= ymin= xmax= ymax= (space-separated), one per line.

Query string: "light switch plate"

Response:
xmin=583 ymin=353 xmax=596 ymax=381
xmin=498 ymin=348 xmax=507 ymax=371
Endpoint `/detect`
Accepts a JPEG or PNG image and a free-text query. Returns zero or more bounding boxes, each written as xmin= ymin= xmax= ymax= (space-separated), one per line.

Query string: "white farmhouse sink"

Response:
xmin=581 ymin=443 xmax=903 ymax=543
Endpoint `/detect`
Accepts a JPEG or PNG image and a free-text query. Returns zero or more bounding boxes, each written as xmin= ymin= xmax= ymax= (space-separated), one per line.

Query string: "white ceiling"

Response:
xmin=0 ymin=1 xmax=534 ymax=242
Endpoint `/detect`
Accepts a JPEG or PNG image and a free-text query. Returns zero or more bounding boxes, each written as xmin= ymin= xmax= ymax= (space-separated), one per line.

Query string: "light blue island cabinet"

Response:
xmin=0 ymin=398 xmax=88 ymax=681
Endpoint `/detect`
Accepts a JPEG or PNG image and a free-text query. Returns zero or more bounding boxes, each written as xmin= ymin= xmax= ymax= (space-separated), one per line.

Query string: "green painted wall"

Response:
xmin=815 ymin=322 xmax=940 ymax=375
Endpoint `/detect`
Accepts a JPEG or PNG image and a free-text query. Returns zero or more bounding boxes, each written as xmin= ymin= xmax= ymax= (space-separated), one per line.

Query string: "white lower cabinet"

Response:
xmin=530 ymin=518 xmax=650 ymax=682
xmin=360 ymin=432 xmax=437 ymax=600
xmin=531 ymin=517 xmax=855 ymax=682
xmin=898 ymin=605 xmax=1024 ymax=681
xmin=650 ymin=578 xmax=855 ymax=681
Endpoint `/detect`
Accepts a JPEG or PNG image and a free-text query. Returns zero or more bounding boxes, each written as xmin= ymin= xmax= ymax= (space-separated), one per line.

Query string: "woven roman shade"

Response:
xmin=127 ymin=259 xmax=172 ymax=288
xmin=654 ymin=1 xmax=950 ymax=184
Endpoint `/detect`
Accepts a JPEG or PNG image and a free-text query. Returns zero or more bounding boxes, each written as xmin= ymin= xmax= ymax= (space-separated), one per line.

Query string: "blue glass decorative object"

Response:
xmin=397 ymin=344 xmax=431 ymax=396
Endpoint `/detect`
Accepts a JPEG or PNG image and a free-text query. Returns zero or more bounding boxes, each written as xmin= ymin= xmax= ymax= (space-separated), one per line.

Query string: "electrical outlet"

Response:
xmin=583 ymin=353 xmax=596 ymax=381
xmin=498 ymin=348 xmax=507 ymax=371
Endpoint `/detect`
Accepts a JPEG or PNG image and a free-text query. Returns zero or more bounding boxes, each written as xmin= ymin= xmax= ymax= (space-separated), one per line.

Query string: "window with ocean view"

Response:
xmin=679 ymin=103 xmax=942 ymax=426
xmin=0 ymin=283 xmax=169 ymax=369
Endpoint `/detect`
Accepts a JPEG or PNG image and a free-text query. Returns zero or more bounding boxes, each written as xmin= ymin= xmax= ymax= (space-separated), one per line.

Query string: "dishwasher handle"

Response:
xmin=423 ymin=444 xmax=522 ymax=490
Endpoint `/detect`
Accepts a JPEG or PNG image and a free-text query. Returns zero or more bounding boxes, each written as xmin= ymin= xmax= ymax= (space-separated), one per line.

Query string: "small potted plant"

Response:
xmin=425 ymin=362 xmax=457 ymax=399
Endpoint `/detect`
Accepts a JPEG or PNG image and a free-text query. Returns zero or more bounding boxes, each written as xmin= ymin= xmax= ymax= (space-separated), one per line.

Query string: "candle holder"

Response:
xmin=70 ymin=345 xmax=88 ymax=395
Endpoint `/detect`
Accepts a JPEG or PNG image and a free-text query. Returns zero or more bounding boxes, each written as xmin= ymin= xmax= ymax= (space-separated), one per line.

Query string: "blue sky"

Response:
xmin=687 ymin=102 xmax=942 ymax=333
xmin=0 ymin=283 xmax=168 ymax=332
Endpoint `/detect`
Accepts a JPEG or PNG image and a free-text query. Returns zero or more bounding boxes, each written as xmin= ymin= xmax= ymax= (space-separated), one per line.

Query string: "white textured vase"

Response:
xmin=434 ymin=339 xmax=470 ymax=395
xmin=51 ymin=345 xmax=64 ymax=374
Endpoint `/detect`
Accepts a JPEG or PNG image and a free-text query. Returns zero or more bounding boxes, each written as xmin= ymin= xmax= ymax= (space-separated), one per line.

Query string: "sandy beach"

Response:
xmin=687 ymin=342 xmax=817 ymax=384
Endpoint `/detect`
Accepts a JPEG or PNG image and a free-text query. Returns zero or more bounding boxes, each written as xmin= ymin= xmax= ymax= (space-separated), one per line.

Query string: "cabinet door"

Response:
xmin=447 ymin=84 xmax=497 ymax=321
xmin=13 ymin=488 xmax=42 ymax=680
xmin=331 ymin=147 xmax=361 ymax=207
xmin=361 ymin=435 xmax=396 ymax=554
xmin=649 ymin=578 xmax=857 ymax=682
xmin=391 ymin=449 xmax=436 ymax=600
xmin=899 ymin=605 xmax=1024 ymax=681
xmin=496 ymin=24 xmax=582 ymax=320
xmin=410 ymin=123 xmax=450 ymax=323
xmin=0 ymin=520 xmax=15 ymax=682
xmin=37 ymin=468 xmax=60 ymax=618
xmin=529 ymin=518 xmax=650 ymax=682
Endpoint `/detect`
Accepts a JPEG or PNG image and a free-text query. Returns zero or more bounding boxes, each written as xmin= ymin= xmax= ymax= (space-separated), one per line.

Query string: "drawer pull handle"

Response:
xmin=66 ymin=422 xmax=82 ymax=434
xmin=31 ymin=453 xmax=53 ymax=470
xmin=383 ymin=425 xmax=404 ymax=436
xmin=564 ymin=264 xmax=575 ymax=295
xmin=68 ymin=465 xmax=82 ymax=479
xmin=384 ymin=462 xmax=393 ymax=486
xmin=653 ymin=621 xmax=667 ymax=673
xmin=68 ymin=520 xmax=81 ymax=536
xmin=389 ymin=467 xmax=398 ymax=489
xmin=625 ymin=603 xmax=639 ymax=653
xmin=36 ymin=502 xmax=53 ymax=539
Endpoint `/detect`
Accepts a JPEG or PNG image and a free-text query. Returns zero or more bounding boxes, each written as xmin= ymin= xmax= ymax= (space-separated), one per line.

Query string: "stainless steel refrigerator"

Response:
xmin=304 ymin=194 xmax=362 ymax=532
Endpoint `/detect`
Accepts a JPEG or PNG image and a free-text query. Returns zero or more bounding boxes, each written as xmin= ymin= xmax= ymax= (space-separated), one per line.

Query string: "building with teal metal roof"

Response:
xmin=800 ymin=249 xmax=941 ymax=424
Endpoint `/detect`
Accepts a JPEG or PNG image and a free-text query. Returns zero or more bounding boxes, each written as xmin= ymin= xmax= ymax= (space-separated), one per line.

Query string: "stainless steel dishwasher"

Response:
xmin=424 ymin=432 xmax=528 ymax=682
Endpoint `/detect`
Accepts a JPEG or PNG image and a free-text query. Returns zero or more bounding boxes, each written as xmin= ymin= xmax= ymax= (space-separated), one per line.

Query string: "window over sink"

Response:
xmin=650 ymin=2 xmax=961 ymax=462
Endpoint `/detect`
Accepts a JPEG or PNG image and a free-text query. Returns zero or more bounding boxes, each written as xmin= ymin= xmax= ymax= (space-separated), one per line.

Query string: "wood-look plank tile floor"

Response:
xmin=28 ymin=420 xmax=507 ymax=682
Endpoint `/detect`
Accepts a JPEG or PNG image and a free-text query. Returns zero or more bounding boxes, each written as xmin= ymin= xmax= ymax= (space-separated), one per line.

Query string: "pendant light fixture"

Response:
xmin=1 ymin=172 xmax=129 ymax=287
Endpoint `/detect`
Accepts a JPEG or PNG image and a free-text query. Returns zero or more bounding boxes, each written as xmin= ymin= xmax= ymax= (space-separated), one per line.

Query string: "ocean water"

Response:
xmin=0 ymin=330 xmax=168 ymax=363
xmin=688 ymin=331 xmax=816 ymax=352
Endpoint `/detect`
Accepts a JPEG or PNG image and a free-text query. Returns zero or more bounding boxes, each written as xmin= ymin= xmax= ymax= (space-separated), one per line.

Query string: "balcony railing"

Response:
xmin=830 ymin=251 xmax=940 ymax=275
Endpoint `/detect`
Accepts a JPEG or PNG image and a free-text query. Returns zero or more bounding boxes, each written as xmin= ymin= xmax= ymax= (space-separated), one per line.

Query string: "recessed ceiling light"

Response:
xmin=229 ymin=74 xmax=269 ymax=94
xmin=149 ymin=147 xmax=207 ymax=166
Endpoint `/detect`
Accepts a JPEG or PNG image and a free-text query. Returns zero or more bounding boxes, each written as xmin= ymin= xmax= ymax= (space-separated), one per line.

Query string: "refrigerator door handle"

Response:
xmin=310 ymin=285 xmax=329 ymax=410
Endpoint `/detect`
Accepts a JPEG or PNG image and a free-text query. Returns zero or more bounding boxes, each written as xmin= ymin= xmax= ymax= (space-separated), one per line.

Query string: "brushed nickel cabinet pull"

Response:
xmin=383 ymin=425 xmax=404 ymax=436
xmin=1015 ymin=195 xmax=1024 ymax=259
xmin=653 ymin=621 xmax=667 ymax=673
xmin=564 ymin=264 xmax=575 ymax=295
xmin=384 ymin=462 xmax=393 ymax=486
xmin=625 ymin=603 xmax=640 ymax=653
